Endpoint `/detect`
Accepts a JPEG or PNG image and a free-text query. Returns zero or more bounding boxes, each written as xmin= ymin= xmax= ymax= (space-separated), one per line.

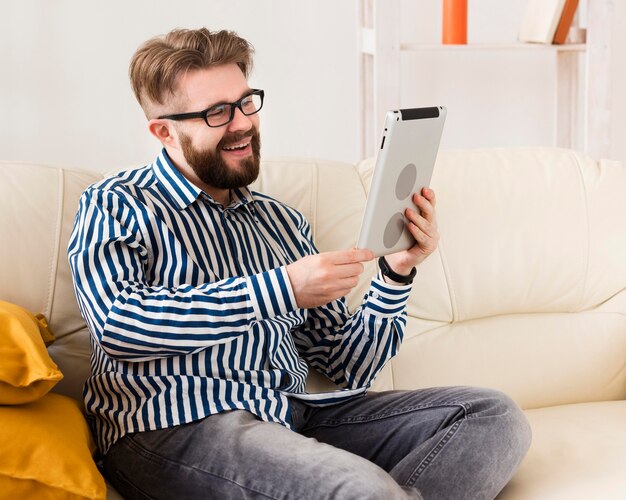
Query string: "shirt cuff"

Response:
xmin=365 ymin=271 xmax=413 ymax=316
xmin=246 ymin=266 xmax=298 ymax=321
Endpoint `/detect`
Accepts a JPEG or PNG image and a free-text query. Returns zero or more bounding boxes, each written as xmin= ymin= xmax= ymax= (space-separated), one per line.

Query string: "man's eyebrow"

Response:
xmin=205 ymin=88 xmax=253 ymax=109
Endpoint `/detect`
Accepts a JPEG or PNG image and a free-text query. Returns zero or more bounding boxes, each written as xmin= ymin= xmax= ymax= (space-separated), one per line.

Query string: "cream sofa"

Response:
xmin=1 ymin=147 xmax=625 ymax=499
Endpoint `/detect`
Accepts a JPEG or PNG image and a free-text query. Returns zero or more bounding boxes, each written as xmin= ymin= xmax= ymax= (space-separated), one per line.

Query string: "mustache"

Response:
xmin=218 ymin=129 xmax=256 ymax=149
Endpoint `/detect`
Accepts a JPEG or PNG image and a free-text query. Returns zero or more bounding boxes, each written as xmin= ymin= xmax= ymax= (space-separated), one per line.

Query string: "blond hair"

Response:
xmin=129 ymin=27 xmax=254 ymax=116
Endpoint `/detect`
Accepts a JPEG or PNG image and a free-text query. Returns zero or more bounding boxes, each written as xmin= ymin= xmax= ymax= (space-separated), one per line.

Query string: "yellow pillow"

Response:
xmin=0 ymin=301 xmax=63 ymax=404
xmin=0 ymin=392 xmax=106 ymax=499
xmin=34 ymin=312 xmax=57 ymax=347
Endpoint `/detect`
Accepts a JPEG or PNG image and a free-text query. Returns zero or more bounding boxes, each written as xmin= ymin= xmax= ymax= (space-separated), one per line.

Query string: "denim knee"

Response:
xmin=474 ymin=387 xmax=532 ymax=465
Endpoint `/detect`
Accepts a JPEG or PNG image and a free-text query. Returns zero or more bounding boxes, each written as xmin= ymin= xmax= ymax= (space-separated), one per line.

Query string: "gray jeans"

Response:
xmin=103 ymin=386 xmax=531 ymax=500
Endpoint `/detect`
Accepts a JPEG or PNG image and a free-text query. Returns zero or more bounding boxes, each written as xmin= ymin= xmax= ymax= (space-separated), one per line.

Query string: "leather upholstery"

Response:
xmin=1 ymin=148 xmax=624 ymax=498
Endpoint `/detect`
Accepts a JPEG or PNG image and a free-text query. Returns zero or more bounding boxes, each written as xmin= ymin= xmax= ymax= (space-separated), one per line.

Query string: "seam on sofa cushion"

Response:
xmin=570 ymin=150 xmax=591 ymax=312
xmin=436 ymin=240 xmax=458 ymax=323
xmin=310 ymin=162 xmax=318 ymax=242
xmin=43 ymin=168 xmax=64 ymax=320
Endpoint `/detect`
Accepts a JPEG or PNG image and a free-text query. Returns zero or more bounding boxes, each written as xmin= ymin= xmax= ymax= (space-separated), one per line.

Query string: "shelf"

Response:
xmin=358 ymin=0 xmax=613 ymax=160
xmin=399 ymin=42 xmax=586 ymax=52
xmin=360 ymin=27 xmax=586 ymax=56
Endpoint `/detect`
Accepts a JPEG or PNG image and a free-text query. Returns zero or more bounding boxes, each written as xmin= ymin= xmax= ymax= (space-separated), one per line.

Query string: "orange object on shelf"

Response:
xmin=553 ymin=0 xmax=580 ymax=44
xmin=442 ymin=0 xmax=468 ymax=44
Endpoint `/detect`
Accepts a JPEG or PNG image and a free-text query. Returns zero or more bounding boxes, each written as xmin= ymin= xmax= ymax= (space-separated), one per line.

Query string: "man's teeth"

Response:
xmin=223 ymin=141 xmax=250 ymax=151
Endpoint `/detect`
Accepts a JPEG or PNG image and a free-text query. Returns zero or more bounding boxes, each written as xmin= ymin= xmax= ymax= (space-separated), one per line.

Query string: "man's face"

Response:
xmin=169 ymin=63 xmax=262 ymax=190
xmin=178 ymin=121 xmax=261 ymax=190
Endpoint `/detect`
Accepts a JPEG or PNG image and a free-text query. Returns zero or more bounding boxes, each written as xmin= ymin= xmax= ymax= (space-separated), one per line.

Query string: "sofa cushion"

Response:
xmin=498 ymin=401 xmax=626 ymax=499
xmin=375 ymin=309 xmax=626 ymax=410
xmin=0 ymin=392 xmax=106 ymax=499
xmin=0 ymin=301 xmax=63 ymax=404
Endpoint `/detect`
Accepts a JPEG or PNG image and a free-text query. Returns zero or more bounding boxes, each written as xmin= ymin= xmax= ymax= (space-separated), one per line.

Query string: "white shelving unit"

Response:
xmin=358 ymin=0 xmax=613 ymax=159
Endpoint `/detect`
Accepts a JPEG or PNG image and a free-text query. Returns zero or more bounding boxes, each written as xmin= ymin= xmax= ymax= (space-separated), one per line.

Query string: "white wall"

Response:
xmin=609 ymin=0 xmax=626 ymax=164
xmin=399 ymin=0 xmax=555 ymax=150
xmin=0 ymin=0 xmax=360 ymax=170
xmin=1 ymin=0 xmax=624 ymax=172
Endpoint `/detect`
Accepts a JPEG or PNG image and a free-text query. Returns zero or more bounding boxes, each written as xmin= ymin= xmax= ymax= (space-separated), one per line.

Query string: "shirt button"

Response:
xmin=371 ymin=292 xmax=379 ymax=299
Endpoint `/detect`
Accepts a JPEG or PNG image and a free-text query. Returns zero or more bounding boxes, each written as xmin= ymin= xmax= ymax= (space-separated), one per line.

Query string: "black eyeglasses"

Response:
xmin=158 ymin=89 xmax=265 ymax=128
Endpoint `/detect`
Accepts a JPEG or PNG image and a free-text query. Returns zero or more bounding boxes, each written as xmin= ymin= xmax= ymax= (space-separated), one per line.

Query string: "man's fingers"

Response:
xmin=406 ymin=209 xmax=436 ymax=236
xmin=408 ymin=221 xmax=428 ymax=245
xmin=412 ymin=193 xmax=435 ymax=220
xmin=337 ymin=276 xmax=360 ymax=290
xmin=326 ymin=248 xmax=375 ymax=265
xmin=334 ymin=262 xmax=365 ymax=279
xmin=422 ymin=187 xmax=436 ymax=206
xmin=288 ymin=251 xmax=372 ymax=309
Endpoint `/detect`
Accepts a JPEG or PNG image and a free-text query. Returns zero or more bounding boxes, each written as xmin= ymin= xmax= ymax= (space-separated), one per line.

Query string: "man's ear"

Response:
xmin=148 ymin=119 xmax=177 ymax=147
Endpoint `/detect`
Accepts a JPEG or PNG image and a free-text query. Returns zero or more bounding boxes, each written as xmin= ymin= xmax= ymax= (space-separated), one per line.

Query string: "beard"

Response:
xmin=179 ymin=127 xmax=261 ymax=190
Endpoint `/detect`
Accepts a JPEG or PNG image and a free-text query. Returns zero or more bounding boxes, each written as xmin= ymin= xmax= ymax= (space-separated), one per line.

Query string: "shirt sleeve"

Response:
xmin=290 ymin=222 xmax=412 ymax=390
xmin=68 ymin=187 xmax=297 ymax=362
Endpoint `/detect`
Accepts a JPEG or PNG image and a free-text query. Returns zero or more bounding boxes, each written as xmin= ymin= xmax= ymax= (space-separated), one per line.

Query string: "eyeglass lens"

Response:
xmin=206 ymin=93 xmax=263 ymax=127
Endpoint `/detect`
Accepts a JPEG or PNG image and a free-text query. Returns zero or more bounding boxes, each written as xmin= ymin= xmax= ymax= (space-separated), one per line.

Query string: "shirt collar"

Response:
xmin=152 ymin=149 xmax=202 ymax=209
xmin=230 ymin=187 xmax=256 ymax=210
xmin=151 ymin=148 xmax=256 ymax=212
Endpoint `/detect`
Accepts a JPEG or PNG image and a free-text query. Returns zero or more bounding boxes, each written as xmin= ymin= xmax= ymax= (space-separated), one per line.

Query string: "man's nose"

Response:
xmin=227 ymin=106 xmax=253 ymax=133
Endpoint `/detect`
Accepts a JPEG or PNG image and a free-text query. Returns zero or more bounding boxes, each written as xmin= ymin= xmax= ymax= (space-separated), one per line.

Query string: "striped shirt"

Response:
xmin=68 ymin=149 xmax=412 ymax=454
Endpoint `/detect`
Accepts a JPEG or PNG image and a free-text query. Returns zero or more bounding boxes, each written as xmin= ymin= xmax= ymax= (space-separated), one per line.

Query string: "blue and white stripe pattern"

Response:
xmin=68 ymin=149 xmax=412 ymax=454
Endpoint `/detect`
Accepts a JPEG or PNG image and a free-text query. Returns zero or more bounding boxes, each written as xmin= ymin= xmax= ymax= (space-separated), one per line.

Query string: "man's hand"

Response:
xmin=384 ymin=187 xmax=440 ymax=278
xmin=286 ymin=248 xmax=375 ymax=309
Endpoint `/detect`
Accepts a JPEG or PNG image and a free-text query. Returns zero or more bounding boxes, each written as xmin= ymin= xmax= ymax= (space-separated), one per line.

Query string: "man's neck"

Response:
xmin=190 ymin=176 xmax=230 ymax=206
xmin=206 ymin=187 xmax=231 ymax=207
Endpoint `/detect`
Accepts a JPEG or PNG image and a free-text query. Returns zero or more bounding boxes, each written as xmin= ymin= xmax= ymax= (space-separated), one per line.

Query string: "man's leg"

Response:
xmin=292 ymin=386 xmax=531 ymax=500
xmin=103 ymin=409 xmax=420 ymax=500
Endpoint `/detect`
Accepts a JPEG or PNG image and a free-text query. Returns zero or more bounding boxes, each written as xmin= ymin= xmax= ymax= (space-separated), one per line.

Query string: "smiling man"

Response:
xmin=68 ymin=28 xmax=530 ymax=499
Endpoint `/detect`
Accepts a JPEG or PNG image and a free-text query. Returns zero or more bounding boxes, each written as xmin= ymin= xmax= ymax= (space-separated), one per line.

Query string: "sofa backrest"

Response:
xmin=358 ymin=148 xmax=626 ymax=409
xmin=0 ymin=162 xmax=101 ymax=399
xmin=1 ymin=149 xmax=625 ymax=409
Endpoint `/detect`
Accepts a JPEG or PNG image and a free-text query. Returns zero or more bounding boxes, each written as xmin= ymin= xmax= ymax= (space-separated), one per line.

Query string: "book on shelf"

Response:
xmin=518 ymin=0 xmax=566 ymax=44
xmin=553 ymin=0 xmax=580 ymax=44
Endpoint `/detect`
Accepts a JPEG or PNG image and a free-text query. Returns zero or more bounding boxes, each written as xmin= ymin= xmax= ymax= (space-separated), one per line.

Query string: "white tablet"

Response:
xmin=356 ymin=106 xmax=446 ymax=257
